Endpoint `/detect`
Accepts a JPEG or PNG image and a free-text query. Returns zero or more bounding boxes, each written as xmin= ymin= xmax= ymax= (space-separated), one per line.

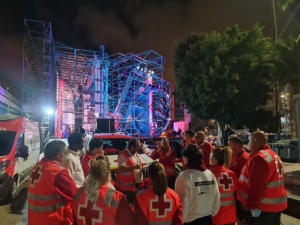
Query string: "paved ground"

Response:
xmin=0 ymin=163 xmax=299 ymax=225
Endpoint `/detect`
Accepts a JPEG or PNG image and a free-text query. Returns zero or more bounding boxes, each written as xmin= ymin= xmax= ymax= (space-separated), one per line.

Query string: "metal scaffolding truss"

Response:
xmin=55 ymin=43 xmax=98 ymax=130
xmin=108 ymin=50 xmax=171 ymax=137
xmin=23 ymin=19 xmax=172 ymax=137
xmin=22 ymin=19 xmax=55 ymax=122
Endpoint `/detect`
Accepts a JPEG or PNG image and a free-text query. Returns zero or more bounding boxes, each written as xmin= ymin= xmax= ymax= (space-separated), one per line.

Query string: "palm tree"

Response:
xmin=274 ymin=35 xmax=300 ymax=138
xmin=271 ymin=0 xmax=294 ymax=139
xmin=272 ymin=0 xmax=295 ymax=42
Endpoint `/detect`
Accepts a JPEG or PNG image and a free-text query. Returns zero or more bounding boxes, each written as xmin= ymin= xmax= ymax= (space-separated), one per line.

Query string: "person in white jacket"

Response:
xmin=175 ymin=144 xmax=221 ymax=225
xmin=63 ymin=132 xmax=85 ymax=187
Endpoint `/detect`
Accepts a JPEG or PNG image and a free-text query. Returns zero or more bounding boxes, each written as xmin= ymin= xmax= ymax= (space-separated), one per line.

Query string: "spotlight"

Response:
xmin=46 ymin=109 xmax=54 ymax=115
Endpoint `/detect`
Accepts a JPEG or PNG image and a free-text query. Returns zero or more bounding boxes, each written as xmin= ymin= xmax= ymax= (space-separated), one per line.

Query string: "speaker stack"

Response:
xmin=96 ymin=119 xmax=115 ymax=133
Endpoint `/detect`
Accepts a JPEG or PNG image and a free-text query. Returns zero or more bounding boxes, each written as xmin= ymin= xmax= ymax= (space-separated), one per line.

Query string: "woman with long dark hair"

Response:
xmin=135 ymin=161 xmax=183 ymax=225
xmin=175 ymin=144 xmax=220 ymax=225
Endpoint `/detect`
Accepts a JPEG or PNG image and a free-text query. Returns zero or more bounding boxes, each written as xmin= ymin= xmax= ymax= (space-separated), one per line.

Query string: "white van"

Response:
xmin=0 ymin=114 xmax=40 ymax=202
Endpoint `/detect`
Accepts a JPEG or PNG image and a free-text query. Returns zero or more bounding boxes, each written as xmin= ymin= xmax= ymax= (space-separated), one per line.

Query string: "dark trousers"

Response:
xmin=236 ymin=198 xmax=281 ymax=225
xmin=184 ymin=215 xmax=212 ymax=225
xmin=117 ymin=184 xmax=140 ymax=205
xmin=252 ymin=212 xmax=281 ymax=225
xmin=121 ymin=191 xmax=136 ymax=204
xmin=236 ymin=199 xmax=253 ymax=225
xmin=167 ymin=176 xmax=176 ymax=190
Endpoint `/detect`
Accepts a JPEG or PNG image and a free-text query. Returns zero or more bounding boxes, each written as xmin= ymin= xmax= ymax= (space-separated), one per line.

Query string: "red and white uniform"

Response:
xmin=151 ymin=148 xmax=176 ymax=176
xmin=116 ymin=149 xmax=142 ymax=192
xmin=72 ymin=185 xmax=135 ymax=225
xmin=135 ymin=187 xmax=183 ymax=225
xmin=28 ymin=158 xmax=77 ymax=225
xmin=211 ymin=165 xmax=237 ymax=225
xmin=229 ymin=148 xmax=249 ymax=179
xmin=237 ymin=146 xmax=287 ymax=212
xmin=81 ymin=151 xmax=98 ymax=177
xmin=197 ymin=141 xmax=214 ymax=168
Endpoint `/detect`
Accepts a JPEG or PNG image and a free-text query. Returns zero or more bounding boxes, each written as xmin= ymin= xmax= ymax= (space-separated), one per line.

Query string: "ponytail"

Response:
xmin=148 ymin=161 xmax=168 ymax=196
xmin=212 ymin=147 xmax=233 ymax=168
xmin=223 ymin=147 xmax=232 ymax=169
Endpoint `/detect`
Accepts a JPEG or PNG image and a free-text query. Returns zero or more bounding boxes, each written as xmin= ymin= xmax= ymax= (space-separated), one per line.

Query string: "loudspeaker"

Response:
xmin=96 ymin=119 xmax=114 ymax=133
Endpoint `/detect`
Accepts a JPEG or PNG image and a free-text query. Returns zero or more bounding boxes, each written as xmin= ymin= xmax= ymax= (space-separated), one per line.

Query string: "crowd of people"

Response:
xmin=27 ymin=130 xmax=287 ymax=225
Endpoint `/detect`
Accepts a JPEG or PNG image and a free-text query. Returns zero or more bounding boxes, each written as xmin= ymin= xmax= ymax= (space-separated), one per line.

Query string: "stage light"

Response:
xmin=136 ymin=66 xmax=140 ymax=69
xmin=46 ymin=109 xmax=54 ymax=115
xmin=151 ymin=71 xmax=154 ymax=74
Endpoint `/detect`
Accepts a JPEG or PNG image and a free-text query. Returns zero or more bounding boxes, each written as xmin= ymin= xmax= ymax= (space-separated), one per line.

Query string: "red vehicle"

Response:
xmin=0 ymin=114 xmax=40 ymax=202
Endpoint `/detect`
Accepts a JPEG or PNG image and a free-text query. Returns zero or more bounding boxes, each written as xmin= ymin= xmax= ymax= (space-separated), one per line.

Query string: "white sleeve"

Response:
xmin=118 ymin=155 xmax=127 ymax=167
xmin=175 ymin=173 xmax=189 ymax=222
xmin=62 ymin=159 xmax=75 ymax=178
xmin=211 ymin=174 xmax=221 ymax=216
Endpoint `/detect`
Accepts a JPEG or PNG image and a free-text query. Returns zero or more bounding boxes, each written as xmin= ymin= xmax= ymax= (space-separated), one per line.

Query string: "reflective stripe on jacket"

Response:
xmin=136 ymin=187 xmax=181 ymax=224
xmin=237 ymin=149 xmax=287 ymax=212
xmin=28 ymin=161 xmax=73 ymax=225
xmin=116 ymin=150 xmax=141 ymax=192
xmin=72 ymin=185 xmax=122 ymax=225
xmin=211 ymin=165 xmax=237 ymax=224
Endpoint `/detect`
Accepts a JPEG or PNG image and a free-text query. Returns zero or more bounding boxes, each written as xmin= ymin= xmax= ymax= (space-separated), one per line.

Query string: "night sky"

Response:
xmin=0 ymin=0 xmax=300 ymax=99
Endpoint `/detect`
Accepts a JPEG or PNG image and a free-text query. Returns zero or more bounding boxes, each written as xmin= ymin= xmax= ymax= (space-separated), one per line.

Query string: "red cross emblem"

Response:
xmin=218 ymin=172 xmax=233 ymax=191
xmin=29 ymin=165 xmax=43 ymax=187
xmin=150 ymin=194 xmax=172 ymax=218
xmin=78 ymin=198 xmax=103 ymax=225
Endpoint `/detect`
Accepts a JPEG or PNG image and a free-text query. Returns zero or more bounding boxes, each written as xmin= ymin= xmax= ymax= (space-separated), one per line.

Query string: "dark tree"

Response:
xmin=174 ymin=24 xmax=273 ymax=129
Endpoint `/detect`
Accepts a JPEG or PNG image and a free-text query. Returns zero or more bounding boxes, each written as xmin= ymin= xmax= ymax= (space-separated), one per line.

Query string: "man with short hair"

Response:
xmin=28 ymin=140 xmax=77 ymax=225
xmin=63 ymin=132 xmax=85 ymax=187
xmin=194 ymin=131 xmax=214 ymax=168
xmin=116 ymin=138 xmax=143 ymax=204
xmin=183 ymin=130 xmax=195 ymax=146
xmin=81 ymin=138 xmax=104 ymax=177
xmin=237 ymin=131 xmax=287 ymax=225
xmin=228 ymin=135 xmax=249 ymax=178
xmin=228 ymin=135 xmax=250 ymax=225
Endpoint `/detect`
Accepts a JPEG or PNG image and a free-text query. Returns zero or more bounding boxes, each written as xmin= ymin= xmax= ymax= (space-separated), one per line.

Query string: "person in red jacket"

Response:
xmin=228 ymin=134 xmax=251 ymax=224
xmin=210 ymin=146 xmax=238 ymax=225
xmin=81 ymin=138 xmax=104 ymax=177
xmin=28 ymin=140 xmax=77 ymax=225
xmin=151 ymin=137 xmax=177 ymax=189
xmin=237 ymin=131 xmax=287 ymax=225
xmin=135 ymin=161 xmax=183 ymax=225
xmin=184 ymin=130 xmax=196 ymax=145
xmin=72 ymin=157 xmax=136 ymax=225
xmin=228 ymin=135 xmax=251 ymax=225
xmin=150 ymin=141 xmax=162 ymax=159
xmin=195 ymin=131 xmax=214 ymax=168
xmin=228 ymin=135 xmax=250 ymax=178
xmin=116 ymin=138 xmax=143 ymax=205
